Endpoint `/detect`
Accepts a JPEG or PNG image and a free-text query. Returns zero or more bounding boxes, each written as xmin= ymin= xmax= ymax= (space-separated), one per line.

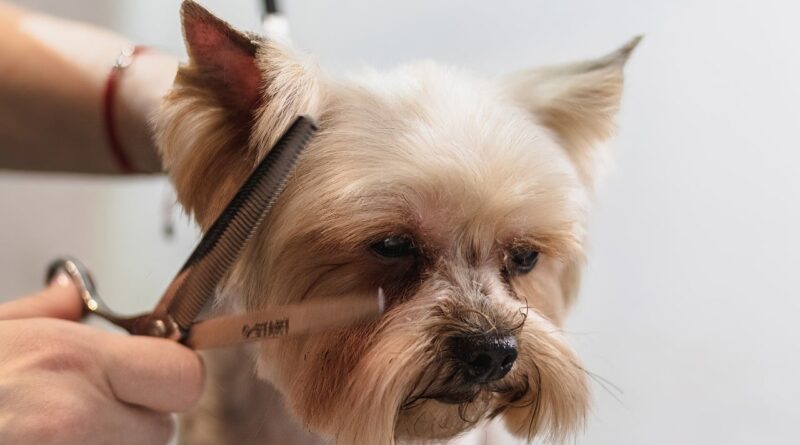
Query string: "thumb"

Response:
xmin=100 ymin=334 xmax=206 ymax=412
xmin=0 ymin=272 xmax=84 ymax=321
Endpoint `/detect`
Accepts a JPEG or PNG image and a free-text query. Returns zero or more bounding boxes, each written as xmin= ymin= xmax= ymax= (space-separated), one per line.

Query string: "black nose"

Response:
xmin=453 ymin=334 xmax=518 ymax=383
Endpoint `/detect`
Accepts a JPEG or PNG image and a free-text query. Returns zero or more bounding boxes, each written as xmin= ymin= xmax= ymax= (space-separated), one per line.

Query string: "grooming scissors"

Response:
xmin=46 ymin=116 xmax=384 ymax=349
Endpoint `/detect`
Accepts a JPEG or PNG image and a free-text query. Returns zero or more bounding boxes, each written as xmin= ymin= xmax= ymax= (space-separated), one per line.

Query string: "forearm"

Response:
xmin=0 ymin=2 xmax=178 ymax=174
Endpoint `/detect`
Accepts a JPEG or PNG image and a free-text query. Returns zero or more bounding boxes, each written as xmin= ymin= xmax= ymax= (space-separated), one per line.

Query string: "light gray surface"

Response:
xmin=1 ymin=1 xmax=799 ymax=444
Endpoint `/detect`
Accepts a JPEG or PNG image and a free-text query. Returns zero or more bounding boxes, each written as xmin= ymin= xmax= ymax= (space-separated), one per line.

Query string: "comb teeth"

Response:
xmin=166 ymin=117 xmax=318 ymax=330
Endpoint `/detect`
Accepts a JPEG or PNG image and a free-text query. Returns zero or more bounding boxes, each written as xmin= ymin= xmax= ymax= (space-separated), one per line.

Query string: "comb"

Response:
xmin=154 ymin=116 xmax=318 ymax=333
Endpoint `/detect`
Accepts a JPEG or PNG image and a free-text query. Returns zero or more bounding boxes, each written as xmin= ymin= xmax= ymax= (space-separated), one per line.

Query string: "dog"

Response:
xmin=156 ymin=1 xmax=638 ymax=443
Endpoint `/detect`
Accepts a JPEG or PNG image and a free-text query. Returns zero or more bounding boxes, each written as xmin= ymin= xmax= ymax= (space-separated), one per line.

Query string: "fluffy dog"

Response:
xmin=157 ymin=2 xmax=638 ymax=443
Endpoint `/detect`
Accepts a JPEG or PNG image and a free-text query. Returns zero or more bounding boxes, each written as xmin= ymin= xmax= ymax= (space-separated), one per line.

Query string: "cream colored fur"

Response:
xmin=157 ymin=2 xmax=638 ymax=444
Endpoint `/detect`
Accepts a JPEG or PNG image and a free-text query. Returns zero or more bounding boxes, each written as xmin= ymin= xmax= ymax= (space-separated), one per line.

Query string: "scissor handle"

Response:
xmin=45 ymin=257 xmax=179 ymax=339
xmin=46 ymin=257 xmax=106 ymax=315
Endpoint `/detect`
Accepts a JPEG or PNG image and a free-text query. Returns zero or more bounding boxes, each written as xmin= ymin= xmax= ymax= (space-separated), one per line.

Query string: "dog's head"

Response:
xmin=157 ymin=2 xmax=637 ymax=443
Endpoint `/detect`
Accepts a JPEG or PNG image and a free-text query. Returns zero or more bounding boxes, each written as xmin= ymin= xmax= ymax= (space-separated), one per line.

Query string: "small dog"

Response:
xmin=156 ymin=2 xmax=638 ymax=443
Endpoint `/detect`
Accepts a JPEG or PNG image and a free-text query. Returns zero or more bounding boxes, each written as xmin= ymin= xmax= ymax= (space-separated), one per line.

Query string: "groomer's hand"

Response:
xmin=0 ymin=274 xmax=205 ymax=445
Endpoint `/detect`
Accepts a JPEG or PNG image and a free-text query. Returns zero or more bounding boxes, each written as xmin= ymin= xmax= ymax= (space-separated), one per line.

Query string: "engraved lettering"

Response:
xmin=241 ymin=318 xmax=290 ymax=340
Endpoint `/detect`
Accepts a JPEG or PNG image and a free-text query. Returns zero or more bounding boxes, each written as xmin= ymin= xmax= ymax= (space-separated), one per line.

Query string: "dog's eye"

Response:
xmin=507 ymin=247 xmax=540 ymax=275
xmin=370 ymin=235 xmax=417 ymax=259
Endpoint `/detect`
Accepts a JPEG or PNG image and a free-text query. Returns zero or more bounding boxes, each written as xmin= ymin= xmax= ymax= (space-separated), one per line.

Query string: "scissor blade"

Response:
xmin=157 ymin=116 xmax=318 ymax=332
xmin=184 ymin=289 xmax=385 ymax=349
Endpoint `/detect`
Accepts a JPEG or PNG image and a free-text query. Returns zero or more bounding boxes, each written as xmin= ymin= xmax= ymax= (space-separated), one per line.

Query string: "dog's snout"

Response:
xmin=453 ymin=334 xmax=518 ymax=383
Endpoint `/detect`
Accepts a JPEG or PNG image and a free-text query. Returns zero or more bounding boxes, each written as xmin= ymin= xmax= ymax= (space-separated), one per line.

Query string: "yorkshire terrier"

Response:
xmin=156 ymin=1 xmax=638 ymax=443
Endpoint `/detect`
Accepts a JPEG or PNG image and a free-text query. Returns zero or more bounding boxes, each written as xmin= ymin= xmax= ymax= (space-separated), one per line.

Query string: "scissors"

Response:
xmin=46 ymin=116 xmax=384 ymax=350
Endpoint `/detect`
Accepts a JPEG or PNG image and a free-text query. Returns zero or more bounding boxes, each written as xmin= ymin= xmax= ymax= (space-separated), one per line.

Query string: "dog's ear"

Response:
xmin=158 ymin=1 xmax=321 ymax=228
xmin=180 ymin=0 xmax=261 ymax=119
xmin=504 ymin=36 xmax=641 ymax=185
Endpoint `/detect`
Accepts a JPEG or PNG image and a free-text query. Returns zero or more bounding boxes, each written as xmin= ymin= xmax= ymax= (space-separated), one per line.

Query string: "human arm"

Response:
xmin=0 ymin=1 xmax=178 ymax=174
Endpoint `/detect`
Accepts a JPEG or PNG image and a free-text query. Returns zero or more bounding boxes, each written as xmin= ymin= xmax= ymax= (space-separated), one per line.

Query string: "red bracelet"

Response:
xmin=103 ymin=45 xmax=148 ymax=174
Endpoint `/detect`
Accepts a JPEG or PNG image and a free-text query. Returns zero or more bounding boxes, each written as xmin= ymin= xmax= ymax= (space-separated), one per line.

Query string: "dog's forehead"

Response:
xmin=304 ymin=62 xmax=587 ymax=245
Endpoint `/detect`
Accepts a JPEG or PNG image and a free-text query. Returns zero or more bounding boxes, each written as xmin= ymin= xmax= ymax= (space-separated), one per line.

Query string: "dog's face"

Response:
xmin=158 ymin=2 xmax=637 ymax=443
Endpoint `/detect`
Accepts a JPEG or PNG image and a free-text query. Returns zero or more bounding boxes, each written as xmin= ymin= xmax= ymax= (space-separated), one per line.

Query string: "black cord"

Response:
xmin=263 ymin=0 xmax=280 ymax=15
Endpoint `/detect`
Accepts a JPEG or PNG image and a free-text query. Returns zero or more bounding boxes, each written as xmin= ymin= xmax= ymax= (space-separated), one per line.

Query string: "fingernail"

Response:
xmin=50 ymin=271 xmax=71 ymax=288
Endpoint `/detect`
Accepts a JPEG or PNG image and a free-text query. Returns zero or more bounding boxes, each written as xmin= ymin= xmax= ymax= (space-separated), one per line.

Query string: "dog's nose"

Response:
xmin=453 ymin=334 xmax=518 ymax=383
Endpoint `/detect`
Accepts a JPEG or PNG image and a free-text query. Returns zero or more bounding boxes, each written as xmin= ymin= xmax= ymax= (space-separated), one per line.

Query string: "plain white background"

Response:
xmin=1 ymin=1 xmax=798 ymax=444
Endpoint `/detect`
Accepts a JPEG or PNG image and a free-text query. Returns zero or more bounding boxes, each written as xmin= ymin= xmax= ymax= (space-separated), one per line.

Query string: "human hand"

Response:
xmin=0 ymin=274 xmax=205 ymax=445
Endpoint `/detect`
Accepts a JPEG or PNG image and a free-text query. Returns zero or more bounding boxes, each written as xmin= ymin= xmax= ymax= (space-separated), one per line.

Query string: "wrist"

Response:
xmin=113 ymin=48 xmax=178 ymax=173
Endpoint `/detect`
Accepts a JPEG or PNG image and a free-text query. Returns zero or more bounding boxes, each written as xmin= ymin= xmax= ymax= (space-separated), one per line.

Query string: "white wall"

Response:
xmin=1 ymin=1 xmax=798 ymax=444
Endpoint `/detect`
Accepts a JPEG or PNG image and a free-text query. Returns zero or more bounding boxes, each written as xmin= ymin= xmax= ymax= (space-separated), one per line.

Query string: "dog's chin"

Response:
xmin=396 ymin=371 xmax=529 ymax=440
xmin=396 ymin=394 xmax=492 ymax=441
xmin=430 ymin=389 xmax=481 ymax=406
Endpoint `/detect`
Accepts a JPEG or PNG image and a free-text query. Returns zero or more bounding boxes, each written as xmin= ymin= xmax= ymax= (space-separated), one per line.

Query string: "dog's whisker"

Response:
xmin=580 ymin=366 xmax=625 ymax=404
xmin=508 ymin=305 xmax=530 ymax=333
